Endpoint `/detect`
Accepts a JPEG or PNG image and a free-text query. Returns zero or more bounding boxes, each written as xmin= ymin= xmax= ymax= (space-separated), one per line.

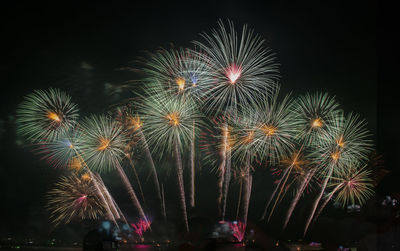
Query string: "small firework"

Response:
xmin=80 ymin=114 xmax=127 ymax=172
xmin=16 ymin=88 xmax=79 ymax=143
xmin=131 ymin=218 xmax=152 ymax=239
xmin=38 ymin=129 xmax=83 ymax=169
xmin=193 ymin=19 xmax=280 ymax=116
xmin=228 ymin=221 xmax=246 ymax=242
xmin=47 ymin=173 xmax=106 ymax=226
xmin=329 ymin=164 xmax=375 ymax=207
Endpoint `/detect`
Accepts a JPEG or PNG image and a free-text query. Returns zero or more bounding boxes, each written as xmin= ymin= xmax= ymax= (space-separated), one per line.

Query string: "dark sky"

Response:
xmin=1 ymin=0 xmax=395 ymax=243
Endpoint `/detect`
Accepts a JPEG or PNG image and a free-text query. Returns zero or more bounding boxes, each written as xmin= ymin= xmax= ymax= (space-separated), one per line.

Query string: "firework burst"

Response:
xmin=293 ymin=92 xmax=341 ymax=146
xmin=47 ymin=173 xmax=106 ymax=226
xmin=193 ymin=19 xmax=280 ymax=116
xmin=142 ymin=47 xmax=213 ymax=100
xmin=138 ymin=88 xmax=200 ymax=232
xmin=330 ymin=164 xmax=374 ymax=208
xmin=16 ymin=88 xmax=79 ymax=143
xmin=138 ymin=88 xmax=201 ymax=156
xmin=80 ymin=114 xmax=126 ymax=172
xmin=303 ymin=112 xmax=373 ymax=236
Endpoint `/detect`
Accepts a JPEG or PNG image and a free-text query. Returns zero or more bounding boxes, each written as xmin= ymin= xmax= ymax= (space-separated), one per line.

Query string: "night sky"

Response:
xmin=1 ymin=0 xmax=395 ymax=244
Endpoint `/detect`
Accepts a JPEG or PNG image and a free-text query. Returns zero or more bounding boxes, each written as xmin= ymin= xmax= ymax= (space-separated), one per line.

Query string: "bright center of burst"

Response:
xmin=130 ymin=116 xmax=143 ymax=130
xmin=312 ymin=118 xmax=323 ymax=128
xmin=81 ymin=173 xmax=91 ymax=181
xmin=165 ymin=112 xmax=180 ymax=126
xmin=331 ymin=151 xmax=340 ymax=161
xmin=97 ymin=138 xmax=110 ymax=151
xmin=47 ymin=112 xmax=61 ymax=122
xmin=226 ymin=64 xmax=242 ymax=84
xmin=261 ymin=125 xmax=277 ymax=136
xmin=175 ymin=77 xmax=185 ymax=91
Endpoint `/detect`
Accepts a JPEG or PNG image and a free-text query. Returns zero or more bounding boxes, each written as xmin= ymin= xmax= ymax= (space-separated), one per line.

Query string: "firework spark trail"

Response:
xmin=88 ymin=170 xmax=118 ymax=227
xmin=126 ymin=155 xmax=146 ymax=207
xmin=303 ymin=164 xmax=334 ymax=236
xmin=112 ymin=196 xmax=129 ymax=227
xmin=217 ymin=123 xmax=230 ymax=219
xmin=138 ymin=129 xmax=164 ymax=217
xmin=283 ymin=168 xmax=316 ymax=230
xmin=241 ymin=154 xmax=252 ymax=225
xmin=93 ymin=173 xmax=120 ymax=220
xmin=313 ymin=183 xmax=342 ymax=223
xmin=221 ymin=145 xmax=231 ymax=220
xmin=174 ymin=138 xmax=189 ymax=232
xmin=260 ymin=166 xmax=291 ymax=220
xmin=267 ymin=144 xmax=308 ymax=222
xmin=114 ymin=161 xmax=150 ymax=228
xmin=71 ymin=148 xmax=118 ymax=227
xmin=267 ymin=166 xmax=293 ymax=222
xmin=189 ymin=120 xmax=196 ymax=208
xmin=161 ymin=183 xmax=167 ymax=223
xmin=217 ymin=143 xmax=227 ymax=217
xmin=236 ymin=178 xmax=243 ymax=221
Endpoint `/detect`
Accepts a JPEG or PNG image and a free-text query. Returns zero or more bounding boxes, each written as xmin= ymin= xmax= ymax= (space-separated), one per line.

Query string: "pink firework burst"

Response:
xmin=131 ymin=219 xmax=152 ymax=238
xmin=228 ymin=221 xmax=246 ymax=242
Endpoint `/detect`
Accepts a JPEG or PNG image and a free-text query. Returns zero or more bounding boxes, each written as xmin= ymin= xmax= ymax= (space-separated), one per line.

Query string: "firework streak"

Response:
xmin=189 ymin=120 xmax=196 ymax=208
xmin=283 ymin=168 xmax=316 ymax=230
xmin=174 ymin=138 xmax=189 ymax=232
xmin=115 ymin=161 xmax=150 ymax=228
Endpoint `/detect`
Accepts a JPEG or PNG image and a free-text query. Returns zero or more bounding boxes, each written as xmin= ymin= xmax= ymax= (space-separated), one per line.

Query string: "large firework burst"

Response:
xmin=311 ymin=112 xmax=373 ymax=177
xmin=193 ymin=19 xmax=280 ymax=116
xmin=137 ymin=88 xmax=201 ymax=232
xmin=47 ymin=173 xmax=106 ymax=226
xmin=80 ymin=114 xmax=127 ymax=172
xmin=241 ymin=91 xmax=298 ymax=164
xmin=303 ymin=112 xmax=373 ymax=236
xmin=142 ymin=47 xmax=213 ymax=100
xmin=138 ymin=88 xmax=201 ymax=156
xmin=293 ymin=92 xmax=341 ymax=146
xmin=16 ymin=88 xmax=79 ymax=143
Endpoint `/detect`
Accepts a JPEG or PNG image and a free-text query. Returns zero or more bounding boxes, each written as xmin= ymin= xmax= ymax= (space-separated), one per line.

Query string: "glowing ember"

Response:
xmin=261 ymin=124 xmax=277 ymax=136
xmin=226 ymin=64 xmax=242 ymax=84
xmin=311 ymin=118 xmax=323 ymax=128
xmin=165 ymin=112 xmax=180 ymax=126
xmin=47 ymin=112 xmax=61 ymax=122
xmin=175 ymin=77 xmax=186 ymax=91
xmin=97 ymin=138 xmax=110 ymax=151
xmin=228 ymin=221 xmax=246 ymax=242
